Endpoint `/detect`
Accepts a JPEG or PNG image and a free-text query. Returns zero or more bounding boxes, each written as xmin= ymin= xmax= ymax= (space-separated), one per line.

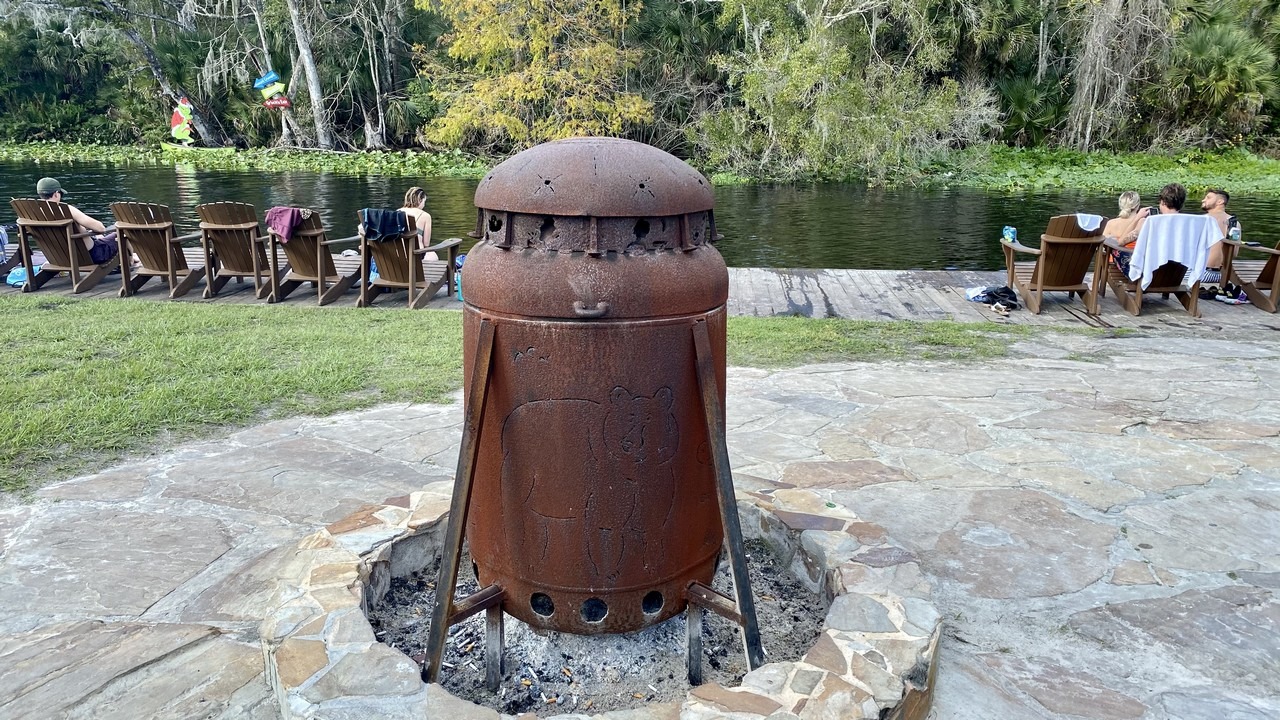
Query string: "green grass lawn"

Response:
xmin=2 ymin=296 xmax=463 ymax=494
xmin=1 ymin=295 xmax=1102 ymax=495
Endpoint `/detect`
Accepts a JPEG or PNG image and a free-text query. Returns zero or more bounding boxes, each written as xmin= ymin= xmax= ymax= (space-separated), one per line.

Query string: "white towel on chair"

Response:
xmin=1129 ymin=214 xmax=1221 ymax=289
xmin=1075 ymin=213 xmax=1104 ymax=232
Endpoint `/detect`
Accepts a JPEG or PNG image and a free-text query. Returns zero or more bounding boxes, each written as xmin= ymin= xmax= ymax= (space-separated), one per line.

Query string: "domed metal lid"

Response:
xmin=474 ymin=137 xmax=714 ymax=217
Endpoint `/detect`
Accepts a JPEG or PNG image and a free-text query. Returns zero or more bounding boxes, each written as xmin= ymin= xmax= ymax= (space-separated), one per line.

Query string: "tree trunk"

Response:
xmin=1035 ymin=0 xmax=1050 ymax=84
xmin=248 ymin=2 xmax=296 ymax=147
xmin=281 ymin=0 xmax=334 ymax=149
xmin=364 ymin=17 xmax=388 ymax=149
xmin=362 ymin=105 xmax=385 ymax=149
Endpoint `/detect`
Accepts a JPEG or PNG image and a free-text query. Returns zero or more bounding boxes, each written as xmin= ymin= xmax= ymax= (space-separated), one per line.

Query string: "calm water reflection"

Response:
xmin=3 ymin=160 xmax=1275 ymax=270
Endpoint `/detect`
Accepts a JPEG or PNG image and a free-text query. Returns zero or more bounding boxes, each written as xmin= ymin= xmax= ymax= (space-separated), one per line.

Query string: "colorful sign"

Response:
xmin=253 ymin=69 xmax=290 ymax=110
xmin=253 ymin=71 xmax=281 ymax=90
xmin=259 ymin=82 xmax=287 ymax=101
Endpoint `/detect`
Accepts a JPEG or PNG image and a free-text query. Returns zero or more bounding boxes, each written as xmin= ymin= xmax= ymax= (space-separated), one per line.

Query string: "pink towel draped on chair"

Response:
xmin=265 ymin=206 xmax=312 ymax=243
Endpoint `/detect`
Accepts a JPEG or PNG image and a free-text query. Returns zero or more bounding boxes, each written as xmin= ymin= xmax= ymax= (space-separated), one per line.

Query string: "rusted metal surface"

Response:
xmin=461 ymin=137 xmax=731 ymax=635
xmin=473 ymin=137 xmax=715 ymax=218
xmin=686 ymin=582 xmax=743 ymax=625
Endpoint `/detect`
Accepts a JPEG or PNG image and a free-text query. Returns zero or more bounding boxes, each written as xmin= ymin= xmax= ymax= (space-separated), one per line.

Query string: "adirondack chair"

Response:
xmin=1096 ymin=213 xmax=1222 ymax=318
xmin=195 ymin=201 xmax=284 ymax=300
xmin=1221 ymin=237 xmax=1279 ymax=312
xmin=356 ymin=210 xmax=462 ymax=309
xmin=8 ymin=198 xmax=113 ymax=293
xmin=266 ymin=209 xmax=361 ymax=306
xmin=110 ymin=202 xmax=207 ymax=299
xmin=1001 ymin=215 xmax=1107 ymax=314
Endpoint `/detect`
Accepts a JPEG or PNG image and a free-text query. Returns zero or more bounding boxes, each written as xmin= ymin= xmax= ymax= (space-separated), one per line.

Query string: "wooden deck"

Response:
xmin=725 ymin=268 xmax=1279 ymax=331
xmin=3 ymin=252 xmax=1275 ymax=331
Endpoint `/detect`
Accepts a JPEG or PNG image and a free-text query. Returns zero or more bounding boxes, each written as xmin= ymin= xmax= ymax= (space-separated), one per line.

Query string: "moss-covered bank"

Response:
xmin=934 ymin=146 xmax=1280 ymax=194
xmin=6 ymin=141 xmax=1280 ymax=195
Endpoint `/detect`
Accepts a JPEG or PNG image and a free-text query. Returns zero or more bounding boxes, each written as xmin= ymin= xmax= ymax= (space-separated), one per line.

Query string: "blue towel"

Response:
xmin=360 ymin=208 xmax=409 ymax=242
xmin=7 ymin=264 xmax=38 ymax=287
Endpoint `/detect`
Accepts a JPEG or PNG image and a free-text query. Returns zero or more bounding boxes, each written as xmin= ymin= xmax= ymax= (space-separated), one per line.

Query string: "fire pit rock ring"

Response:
xmin=259 ymin=481 xmax=942 ymax=719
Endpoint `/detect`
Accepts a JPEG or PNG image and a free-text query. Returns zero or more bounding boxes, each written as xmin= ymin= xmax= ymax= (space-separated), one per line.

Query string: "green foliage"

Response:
xmin=10 ymin=0 xmax=1280 ymax=181
xmin=0 ymin=142 xmax=491 ymax=177
xmin=420 ymin=0 xmax=653 ymax=152
xmin=697 ymin=0 xmax=999 ymax=184
xmin=1165 ymin=22 xmax=1279 ymax=138
xmin=998 ymin=75 xmax=1069 ymax=147
xmin=626 ymin=0 xmax=737 ymax=154
xmin=0 ymin=18 xmax=132 ymax=143
xmin=940 ymin=145 xmax=1280 ymax=193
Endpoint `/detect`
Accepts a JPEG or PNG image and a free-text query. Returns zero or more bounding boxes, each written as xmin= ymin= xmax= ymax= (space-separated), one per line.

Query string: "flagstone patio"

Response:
xmin=1 ymin=326 xmax=1277 ymax=719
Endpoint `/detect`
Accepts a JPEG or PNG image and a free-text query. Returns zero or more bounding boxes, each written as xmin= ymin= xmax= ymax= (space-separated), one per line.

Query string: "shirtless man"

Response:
xmin=1199 ymin=188 xmax=1238 ymax=284
xmin=36 ymin=177 xmax=120 ymax=265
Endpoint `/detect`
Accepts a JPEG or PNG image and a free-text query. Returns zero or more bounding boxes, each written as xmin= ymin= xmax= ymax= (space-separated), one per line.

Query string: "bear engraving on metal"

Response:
xmin=500 ymin=386 xmax=679 ymax=582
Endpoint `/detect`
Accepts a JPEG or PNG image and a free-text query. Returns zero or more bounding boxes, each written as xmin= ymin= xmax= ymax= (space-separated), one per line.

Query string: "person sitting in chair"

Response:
xmin=35 ymin=177 xmax=120 ymax=265
xmin=1107 ymin=183 xmax=1185 ymax=276
xmin=1199 ymin=188 xmax=1238 ymax=286
xmin=399 ymin=186 xmax=439 ymax=260
xmin=1103 ymin=190 xmax=1152 ymax=276
xmin=1102 ymin=191 xmax=1145 ymax=245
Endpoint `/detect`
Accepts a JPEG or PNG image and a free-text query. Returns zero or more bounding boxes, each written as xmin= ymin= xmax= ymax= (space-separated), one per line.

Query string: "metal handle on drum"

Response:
xmin=572 ymin=300 xmax=609 ymax=318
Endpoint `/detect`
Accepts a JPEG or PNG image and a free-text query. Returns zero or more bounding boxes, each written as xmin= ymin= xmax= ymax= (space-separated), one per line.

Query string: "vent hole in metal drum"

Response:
xmin=641 ymin=591 xmax=663 ymax=615
xmin=581 ymin=598 xmax=608 ymax=623
xmin=488 ymin=214 xmax=503 ymax=233
xmin=530 ymin=593 xmax=555 ymax=617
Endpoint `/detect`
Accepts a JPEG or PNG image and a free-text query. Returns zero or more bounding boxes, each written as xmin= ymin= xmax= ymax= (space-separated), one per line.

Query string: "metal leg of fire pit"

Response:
xmin=686 ymin=602 xmax=704 ymax=685
xmin=424 ymin=319 xmax=497 ymax=685
xmin=486 ymin=604 xmax=504 ymax=690
xmin=690 ymin=319 xmax=766 ymax=675
xmin=433 ymin=583 xmax=506 ymax=690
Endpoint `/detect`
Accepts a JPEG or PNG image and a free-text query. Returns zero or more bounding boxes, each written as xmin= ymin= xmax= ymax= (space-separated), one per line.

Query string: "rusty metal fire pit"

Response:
xmin=424 ymin=137 xmax=762 ymax=690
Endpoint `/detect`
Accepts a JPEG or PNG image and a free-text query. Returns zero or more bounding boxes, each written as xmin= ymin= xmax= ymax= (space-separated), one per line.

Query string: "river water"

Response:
xmin=3 ymin=160 xmax=1275 ymax=270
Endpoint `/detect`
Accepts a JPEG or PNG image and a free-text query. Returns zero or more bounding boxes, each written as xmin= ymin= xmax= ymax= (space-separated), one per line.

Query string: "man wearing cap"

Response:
xmin=36 ymin=177 xmax=120 ymax=265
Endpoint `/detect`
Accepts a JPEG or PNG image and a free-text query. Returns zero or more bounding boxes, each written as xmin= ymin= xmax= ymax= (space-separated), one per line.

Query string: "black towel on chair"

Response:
xmin=361 ymin=209 xmax=408 ymax=242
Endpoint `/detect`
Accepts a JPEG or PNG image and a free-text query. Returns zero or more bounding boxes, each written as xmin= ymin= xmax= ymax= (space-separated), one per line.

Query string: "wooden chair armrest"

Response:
xmin=1000 ymin=238 xmax=1040 ymax=256
xmin=173 ymin=232 xmax=202 ymax=243
xmin=1236 ymin=242 xmax=1280 ymax=257
xmin=422 ymin=236 xmax=464 ymax=254
xmin=1102 ymin=237 xmax=1130 ymax=253
xmin=70 ymin=230 xmax=92 ymax=240
xmin=321 ymin=235 xmax=360 ymax=245
xmin=199 ymin=221 xmax=259 ymax=230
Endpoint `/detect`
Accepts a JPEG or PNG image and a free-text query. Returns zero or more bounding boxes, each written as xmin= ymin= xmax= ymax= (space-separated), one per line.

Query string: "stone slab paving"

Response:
xmin=1 ymin=326 xmax=1278 ymax=719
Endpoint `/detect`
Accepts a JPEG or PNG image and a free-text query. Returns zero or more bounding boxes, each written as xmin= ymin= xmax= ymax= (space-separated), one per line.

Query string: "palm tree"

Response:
xmin=1167 ymin=22 xmax=1279 ymax=136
